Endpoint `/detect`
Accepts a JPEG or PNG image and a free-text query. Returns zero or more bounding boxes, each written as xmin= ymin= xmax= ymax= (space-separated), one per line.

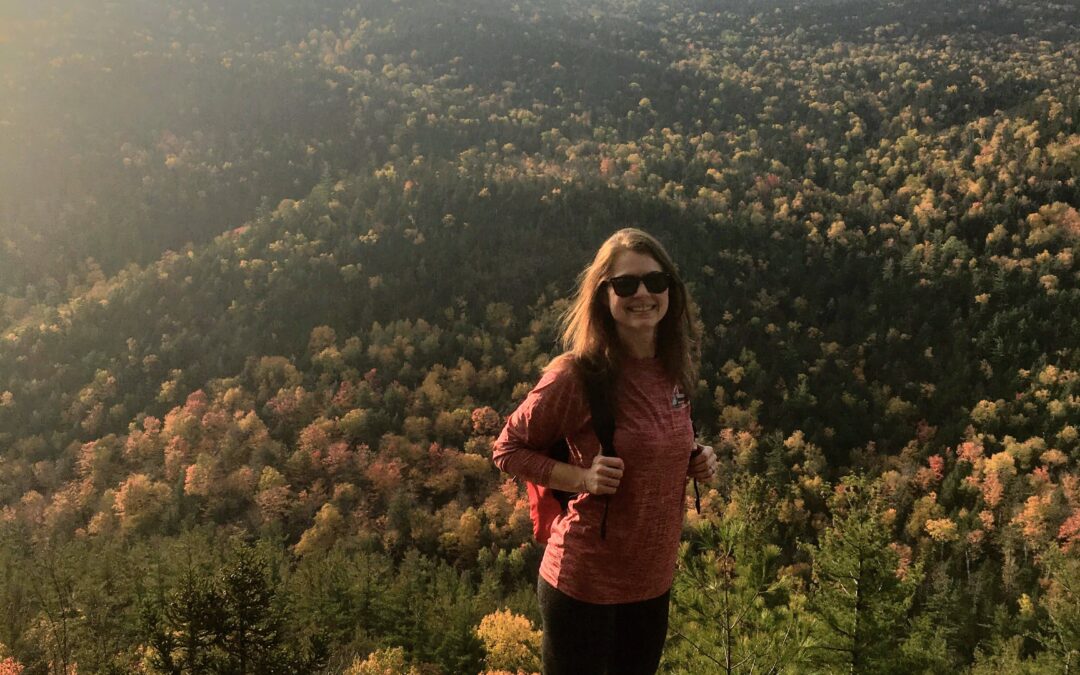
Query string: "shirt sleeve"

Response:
xmin=492 ymin=358 xmax=588 ymax=485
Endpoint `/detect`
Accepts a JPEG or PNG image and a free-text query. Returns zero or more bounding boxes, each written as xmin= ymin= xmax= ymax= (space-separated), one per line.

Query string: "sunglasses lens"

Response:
xmin=642 ymin=272 xmax=670 ymax=293
xmin=610 ymin=277 xmax=639 ymax=297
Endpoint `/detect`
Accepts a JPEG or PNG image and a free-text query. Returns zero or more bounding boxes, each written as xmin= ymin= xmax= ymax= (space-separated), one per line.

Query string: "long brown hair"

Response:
xmin=554 ymin=228 xmax=700 ymax=394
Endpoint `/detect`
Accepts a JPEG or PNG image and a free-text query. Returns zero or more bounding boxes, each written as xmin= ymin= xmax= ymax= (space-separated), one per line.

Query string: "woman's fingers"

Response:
xmin=597 ymin=465 xmax=623 ymax=478
xmin=595 ymin=458 xmax=624 ymax=478
xmin=689 ymin=445 xmax=717 ymax=480
xmin=587 ymin=455 xmax=624 ymax=494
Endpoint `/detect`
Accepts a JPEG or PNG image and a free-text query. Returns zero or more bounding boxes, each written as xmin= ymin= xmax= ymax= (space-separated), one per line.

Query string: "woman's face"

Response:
xmin=604 ymin=249 xmax=670 ymax=340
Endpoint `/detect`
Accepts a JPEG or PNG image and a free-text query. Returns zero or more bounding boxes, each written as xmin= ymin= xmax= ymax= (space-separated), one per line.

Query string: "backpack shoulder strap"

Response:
xmin=582 ymin=367 xmax=616 ymax=457
xmin=579 ymin=363 xmax=616 ymax=538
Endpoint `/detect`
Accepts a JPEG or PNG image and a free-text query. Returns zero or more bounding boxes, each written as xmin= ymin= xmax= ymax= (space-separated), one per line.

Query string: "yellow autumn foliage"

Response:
xmin=476 ymin=609 xmax=542 ymax=674
xmin=344 ymin=647 xmax=423 ymax=675
xmin=925 ymin=518 xmax=959 ymax=543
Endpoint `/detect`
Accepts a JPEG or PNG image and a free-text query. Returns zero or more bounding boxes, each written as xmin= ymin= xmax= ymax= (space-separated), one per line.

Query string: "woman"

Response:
xmin=493 ymin=228 xmax=717 ymax=674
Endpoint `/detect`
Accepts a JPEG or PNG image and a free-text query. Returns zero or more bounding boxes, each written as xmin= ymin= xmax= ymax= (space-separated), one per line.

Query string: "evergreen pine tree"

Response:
xmin=805 ymin=476 xmax=918 ymax=674
xmin=665 ymin=479 xmax=813 ymax=673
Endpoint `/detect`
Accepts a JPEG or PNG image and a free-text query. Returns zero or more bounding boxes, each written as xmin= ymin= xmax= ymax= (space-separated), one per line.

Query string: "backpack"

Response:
xmin=526 ymin=367 xmax=616 ymax=544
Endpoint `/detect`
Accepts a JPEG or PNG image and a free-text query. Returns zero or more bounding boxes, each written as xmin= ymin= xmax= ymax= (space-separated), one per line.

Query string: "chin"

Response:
xmin=619 ymin=315 xmax=662 ymax=331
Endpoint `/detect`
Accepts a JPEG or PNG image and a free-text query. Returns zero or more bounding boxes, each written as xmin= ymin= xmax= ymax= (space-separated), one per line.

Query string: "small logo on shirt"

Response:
xmin=671 ymin=386 xmax=689 ymax=409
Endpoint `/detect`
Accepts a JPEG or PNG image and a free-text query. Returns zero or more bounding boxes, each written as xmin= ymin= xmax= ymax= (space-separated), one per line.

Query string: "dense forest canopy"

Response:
xmin=1 ymin=0 xmax=1079 ymax=672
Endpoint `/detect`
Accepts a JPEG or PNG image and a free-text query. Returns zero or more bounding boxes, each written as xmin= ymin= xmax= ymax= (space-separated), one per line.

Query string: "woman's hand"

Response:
xmin=688 ymin=444 xmax=717 ymax=481
xmin=583 ymin=455 xmax=625 ymax=495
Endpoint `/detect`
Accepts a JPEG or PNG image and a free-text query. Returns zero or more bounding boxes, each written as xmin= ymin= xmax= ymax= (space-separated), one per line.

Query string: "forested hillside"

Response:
xmin=1 ymin=0 xmax=1079 ymax=672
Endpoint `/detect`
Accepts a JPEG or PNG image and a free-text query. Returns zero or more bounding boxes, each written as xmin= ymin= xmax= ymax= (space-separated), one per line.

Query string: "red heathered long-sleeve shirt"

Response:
xmin=492 ymin=355 xmax=694 ymax=604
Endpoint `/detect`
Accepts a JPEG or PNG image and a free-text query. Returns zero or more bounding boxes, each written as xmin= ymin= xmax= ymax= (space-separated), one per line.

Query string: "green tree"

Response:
xmin=213 ymin=547 xmax=284 ymax=674
xmin=141 ymin=567 xmax=221 ymax=674
xmin=665 ymin=490 xmax=812 ymax=673
xmin=805 ymin=476 xmax=919 ymax=673
xmin=1035 ymin=545 xmax=1080 ymax=671
xmin=140 ymin=544 xmax=326 ymax=674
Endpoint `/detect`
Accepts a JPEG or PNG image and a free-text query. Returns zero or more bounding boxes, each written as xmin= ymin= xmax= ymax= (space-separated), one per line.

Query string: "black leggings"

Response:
xmin=537 ymin=576 xmax=670 ymax=675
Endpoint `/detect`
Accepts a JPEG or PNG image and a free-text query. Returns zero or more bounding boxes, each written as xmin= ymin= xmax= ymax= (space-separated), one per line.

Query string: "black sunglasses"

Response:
xmin=605 ymin=271 xmax=672 ymax=297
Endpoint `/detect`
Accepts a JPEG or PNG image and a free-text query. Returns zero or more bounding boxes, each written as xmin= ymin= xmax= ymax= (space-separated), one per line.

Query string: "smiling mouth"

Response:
xmin=627 ymin=305 xmax=656 ymax=313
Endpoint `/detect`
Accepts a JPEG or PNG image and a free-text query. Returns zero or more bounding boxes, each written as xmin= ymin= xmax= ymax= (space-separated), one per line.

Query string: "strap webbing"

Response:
xmin=583 ymin=368 xmax=616 ymax=539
